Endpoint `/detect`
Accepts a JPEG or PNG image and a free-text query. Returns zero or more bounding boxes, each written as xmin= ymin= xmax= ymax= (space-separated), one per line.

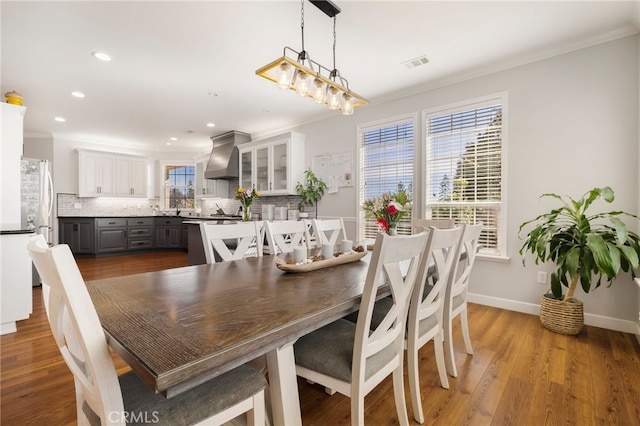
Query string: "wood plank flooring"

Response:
xmin=2 ymin=251 xmax=640 ymax=425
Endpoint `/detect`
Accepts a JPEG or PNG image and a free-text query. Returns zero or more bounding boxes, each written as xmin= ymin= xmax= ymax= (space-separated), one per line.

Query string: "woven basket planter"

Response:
xmin=539 ymin=294 xmax=584 ymax=335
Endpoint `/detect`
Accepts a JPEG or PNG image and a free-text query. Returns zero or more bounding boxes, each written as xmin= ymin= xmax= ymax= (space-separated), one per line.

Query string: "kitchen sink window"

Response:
xmin=162 ymin=163 xmax=196 ymax=211
xmin=423 ymin=93 xmax=506 ymax=257
xmin=358 ymin=115 xmax=415 ymax=239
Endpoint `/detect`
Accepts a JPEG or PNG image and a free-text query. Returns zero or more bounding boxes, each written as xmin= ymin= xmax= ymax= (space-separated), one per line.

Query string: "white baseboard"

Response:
xmin=468 ymin=293 xmax=638 ymax=334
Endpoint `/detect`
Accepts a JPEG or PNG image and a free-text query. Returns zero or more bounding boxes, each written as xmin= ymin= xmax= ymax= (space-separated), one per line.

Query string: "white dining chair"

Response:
xmin=264 ymin=220 xmax=311 ymax=255
xmin=200 ymin=221 xmax=264 ymax=263
xmin=405 ymin=226 xmax=463 ymax=423
xmin=310 ymin=218 xmax=347 ymax=248
xmin=443 ymin=222 xmax=483 ymax=378
xmin=294 ymin=231 xmax=429 ymax=426
xmin=413 ymin=218 xmax=454 ymax=233
xmin=27 ymin=234 xmax=267 ymax=426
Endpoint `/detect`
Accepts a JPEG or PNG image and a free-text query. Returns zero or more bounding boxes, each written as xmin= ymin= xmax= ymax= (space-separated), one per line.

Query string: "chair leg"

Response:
xmin=434 ymin=331 xmax=450 ymax=389
xmin=406 ymin=336 xmax=424 ymax=424
xmin=392 ymin=365 xmax=410 ymax=426
xmin=460 ymin=308 xmax=474 ymax=355
xmin=350 ymin=394 xmax=366 ymax=426
xmin=247 ymin=390 xmax=266 ymax=426
xmin=443 ymin=314 xmax=457 ymax=378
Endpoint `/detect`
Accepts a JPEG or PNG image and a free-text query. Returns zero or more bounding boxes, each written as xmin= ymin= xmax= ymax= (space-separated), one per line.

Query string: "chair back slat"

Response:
xmin=352 ymin=232 xmax=429 ymax=379
xmin=265 ymin=220 xmax=311 ymax=254
xmin=200 ymin=221 xmax=264 ymax=263
xmin=311 ymin=218 xmax=347 ymax=247
xmin=408 ymin=226 xmax=464 ymax=341
xmin=448 ymin=223 xmax=483 ymax=299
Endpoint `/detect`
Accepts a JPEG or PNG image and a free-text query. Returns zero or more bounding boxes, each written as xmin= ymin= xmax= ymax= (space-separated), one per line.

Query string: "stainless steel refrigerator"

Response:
xmin=20 ymin=157 xmax=53 ymax=285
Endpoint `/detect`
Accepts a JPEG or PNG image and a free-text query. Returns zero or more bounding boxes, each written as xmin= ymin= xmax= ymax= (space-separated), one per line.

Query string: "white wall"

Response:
xmin=294 ymin=35 xmax=640 ymax=332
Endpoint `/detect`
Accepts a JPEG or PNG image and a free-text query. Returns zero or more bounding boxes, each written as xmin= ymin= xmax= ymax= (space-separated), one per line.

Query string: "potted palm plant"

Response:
xmin=295 ymin=169 xmax=328 ymax=219
xmin=519 ymin=186 xmax=640 ymax=335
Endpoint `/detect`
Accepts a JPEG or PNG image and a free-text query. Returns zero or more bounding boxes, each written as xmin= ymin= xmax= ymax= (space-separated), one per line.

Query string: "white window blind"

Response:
xmin=359 ymin=119 xmax=414 ymax=239
xmin=425 ymin=99 xmax=504 ymax=256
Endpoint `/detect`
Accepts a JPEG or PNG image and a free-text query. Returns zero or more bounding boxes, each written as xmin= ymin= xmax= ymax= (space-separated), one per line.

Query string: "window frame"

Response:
xmin=356 ymin=113 xmax=418 ymax=241
xmin=160 ymin=161 xmax=196 ymax=212
xmin=422 ymin=92 xmax=508 ymax=259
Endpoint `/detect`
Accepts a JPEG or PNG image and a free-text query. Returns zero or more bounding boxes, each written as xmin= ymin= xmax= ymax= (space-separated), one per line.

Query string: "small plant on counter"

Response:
xmin=296 ymin=169 xmax=328 ymax=218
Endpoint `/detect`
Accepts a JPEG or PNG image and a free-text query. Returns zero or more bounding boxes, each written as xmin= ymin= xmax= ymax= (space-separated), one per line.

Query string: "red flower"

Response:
xmin=386 ymin=204 xmax=398 ymax=215
xmin=376 ymin=218 xmax=389 ymax=232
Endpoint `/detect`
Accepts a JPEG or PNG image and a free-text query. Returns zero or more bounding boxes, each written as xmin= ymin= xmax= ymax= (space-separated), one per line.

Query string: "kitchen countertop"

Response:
xmin=0 ymin=229 xmax=35 ymax=235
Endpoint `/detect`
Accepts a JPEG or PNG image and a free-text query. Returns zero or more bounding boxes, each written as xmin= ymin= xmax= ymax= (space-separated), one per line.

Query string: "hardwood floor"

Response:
xmin=2 ymin=251 xmax=640 ymax=425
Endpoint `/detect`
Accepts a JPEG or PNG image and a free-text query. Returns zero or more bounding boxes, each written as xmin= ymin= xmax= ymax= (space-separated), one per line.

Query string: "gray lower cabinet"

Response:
xmin=59 ymin=218 xmax=95 ymax=254
xmin=155 ymin=217 xmax=183 ymax=249
xmin=96 ymin=219 xmax=127 ymax=253
xmin=60 ymin=216 xmax=187 ymax=255
xmin=127 ymin=218 xmax=154 ymax=250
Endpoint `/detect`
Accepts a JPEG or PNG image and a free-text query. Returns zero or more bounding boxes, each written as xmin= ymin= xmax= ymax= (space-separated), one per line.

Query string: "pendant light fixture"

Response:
xmin=255 ymin=0 xmax=367 ymax=115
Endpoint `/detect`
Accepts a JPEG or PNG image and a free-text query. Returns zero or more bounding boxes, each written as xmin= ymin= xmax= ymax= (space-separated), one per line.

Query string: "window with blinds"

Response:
xmin=425 ymin=98 xmax=504 ymax=256
xmin=358 ymin=118 xmax=415 ymax=239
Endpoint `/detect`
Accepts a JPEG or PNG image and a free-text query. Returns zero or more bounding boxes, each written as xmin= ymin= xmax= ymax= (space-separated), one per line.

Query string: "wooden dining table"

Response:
xmin=86 ymin=251 xmax=382 ymax=426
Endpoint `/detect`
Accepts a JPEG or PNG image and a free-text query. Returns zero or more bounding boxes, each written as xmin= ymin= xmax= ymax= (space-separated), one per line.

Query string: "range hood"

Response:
xmin=204 ymin=131 xmax=251 ymax=179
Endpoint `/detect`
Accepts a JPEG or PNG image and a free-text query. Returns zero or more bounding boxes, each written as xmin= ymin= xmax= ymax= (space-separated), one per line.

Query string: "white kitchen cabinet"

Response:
xmin=78 ymin=150 xmax=147 ymax=198
xmin=1 ymin=103 xmax=27 ymax=229
xmin=1 ymin=231 xmax=33 ymax=334
xmin=78 ymin=150 xmax=117 ymax=197
xmin=238 ymin=132 xmax=305 ymax=195
xmin=195 ymin=159 xmax=229 ymax=198
xmin=116 ymin=156 xmax=148 ymax=197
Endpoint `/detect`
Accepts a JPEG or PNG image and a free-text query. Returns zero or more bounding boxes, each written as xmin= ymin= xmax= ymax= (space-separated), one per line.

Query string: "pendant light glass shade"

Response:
xmin=296 ymin=70 xmax=310 ymax=96
xmin=342 ymin=93 xmax=354 ymax=115
xmin=313 ymin=78 xmax=325 ymax=103
xmin=328 ymin=87 xmax=340 ymax=110
xmin=277 ymin=63 xmax=291 ymax=89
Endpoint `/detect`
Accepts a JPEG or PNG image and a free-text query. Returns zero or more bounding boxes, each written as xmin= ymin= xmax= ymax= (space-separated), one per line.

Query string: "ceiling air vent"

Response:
xmin=402 ymin=55 xmax=429 ymax=69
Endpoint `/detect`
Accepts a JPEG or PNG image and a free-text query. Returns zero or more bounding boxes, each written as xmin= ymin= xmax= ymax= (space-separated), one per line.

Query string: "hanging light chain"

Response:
xmin=300 ymin=0 xmax=305 ymax=54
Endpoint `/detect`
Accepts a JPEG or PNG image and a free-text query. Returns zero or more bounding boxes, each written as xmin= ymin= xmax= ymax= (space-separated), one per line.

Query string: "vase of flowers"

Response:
xmin=235 ymin=187 xmax=259 ymax=221
xmin=362 ymin=190 xmax=411 ymax=235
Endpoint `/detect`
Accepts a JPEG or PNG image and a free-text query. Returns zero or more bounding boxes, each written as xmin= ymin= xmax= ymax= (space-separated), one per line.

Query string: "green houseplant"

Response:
xmin=519 ymin=186 xmax=640 ymax=334
xmin=295 ymin=169 xmax=328 ymax=219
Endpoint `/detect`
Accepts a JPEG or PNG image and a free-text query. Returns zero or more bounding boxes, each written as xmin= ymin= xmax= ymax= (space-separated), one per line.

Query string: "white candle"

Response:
xmin=293 ymin=246 xmax=307 ymax=263
xmin=321 ymin=243 xmax=334 ymax=259
xmin=340 ymin=240 xmax=353 ymax=253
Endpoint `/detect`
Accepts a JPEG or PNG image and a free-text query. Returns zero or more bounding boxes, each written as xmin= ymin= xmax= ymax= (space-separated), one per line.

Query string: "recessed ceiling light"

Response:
xmin=71 ymin=91 xmax=85 ymax=98
xmin=92 ymin=51 xmax=111 ymax=62
xmin=54 ymin=117 xmax=66 ymax=122
xmin=170 ymin=137 xmax=178 ymax=141
xmin=166 ymin=142 xmax=172 ymax=146
xmin=207 ymin=92 xmax=218 ymax=97
xmin=206 ymin=123 xmax=216 ymax=128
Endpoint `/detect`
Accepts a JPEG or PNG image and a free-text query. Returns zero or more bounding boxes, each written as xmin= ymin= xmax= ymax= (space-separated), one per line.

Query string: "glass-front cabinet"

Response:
xmin=238 ymin=132 xmax=305 ymax=195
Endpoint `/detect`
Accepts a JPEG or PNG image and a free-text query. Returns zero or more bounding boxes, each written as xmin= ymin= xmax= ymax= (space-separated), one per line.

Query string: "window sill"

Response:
xmin=477 ymin=253 xmax=510 ymax=263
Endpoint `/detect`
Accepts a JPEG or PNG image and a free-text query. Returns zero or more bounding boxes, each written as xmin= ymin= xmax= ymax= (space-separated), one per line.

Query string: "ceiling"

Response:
xmin=2 ymin=1 xmax=638 ymax=153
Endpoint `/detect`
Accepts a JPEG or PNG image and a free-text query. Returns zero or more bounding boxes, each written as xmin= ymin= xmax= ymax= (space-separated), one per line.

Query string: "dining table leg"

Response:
xmin=266 ymin=341 xmax=302 ymax=426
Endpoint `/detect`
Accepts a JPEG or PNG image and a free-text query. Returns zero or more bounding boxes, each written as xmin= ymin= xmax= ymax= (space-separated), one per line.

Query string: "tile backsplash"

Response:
xmin=57 ymin=193 xmax=310 ymax=219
